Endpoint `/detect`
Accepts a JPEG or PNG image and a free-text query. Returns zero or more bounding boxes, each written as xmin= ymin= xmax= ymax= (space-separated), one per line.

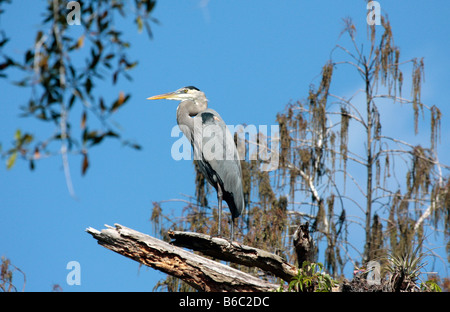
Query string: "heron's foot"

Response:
xmin=209 ymin=232 xmax=238 ymax=245
xmin=209 ymin=233 xmax=222 ymax=239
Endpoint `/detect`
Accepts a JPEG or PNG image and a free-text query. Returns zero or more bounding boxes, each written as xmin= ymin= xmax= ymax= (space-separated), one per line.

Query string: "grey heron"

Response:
xmin=147 ymin=86 xmax=244 ymax=241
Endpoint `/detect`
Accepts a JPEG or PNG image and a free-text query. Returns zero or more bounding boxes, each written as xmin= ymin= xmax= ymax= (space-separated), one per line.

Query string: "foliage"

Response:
xmin=1 ymin=256 xmax=26 ymax=292
xmin=420 ymin=274 xmax=449 ymax=292
xmin=342 ymin=244 xmax=440 ymax=292
xmin=286 ymin=261 xmax=337 ymax=292
xmin=420 ymin=280 xmax=441 ymax=292
xmin=0 ymin=0 xmax=156 ymax=185
xmin=384 ymin=244 xmax=427 ymax=292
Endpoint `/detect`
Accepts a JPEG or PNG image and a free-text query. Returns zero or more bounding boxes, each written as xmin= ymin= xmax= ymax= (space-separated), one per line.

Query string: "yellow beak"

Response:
xmin=146 ymin=92 xmax=176 ymax=100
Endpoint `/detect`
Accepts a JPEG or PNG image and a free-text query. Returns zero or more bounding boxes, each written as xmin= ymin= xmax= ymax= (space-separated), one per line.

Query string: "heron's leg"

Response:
xmin=230 ymin=218 xmax=234 ymax=242
xmin=217 ymin=183 xmax=223 ymax=237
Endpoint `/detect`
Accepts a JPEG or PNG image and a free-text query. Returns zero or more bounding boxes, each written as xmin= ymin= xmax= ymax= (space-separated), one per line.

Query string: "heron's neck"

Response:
xmin=176 ymin=99 xmax=207 ymax=141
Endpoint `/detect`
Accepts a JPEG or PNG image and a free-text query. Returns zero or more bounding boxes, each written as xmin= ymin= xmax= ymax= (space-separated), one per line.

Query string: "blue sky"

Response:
xmin=1 ymin=1 xmax=449 ymax=291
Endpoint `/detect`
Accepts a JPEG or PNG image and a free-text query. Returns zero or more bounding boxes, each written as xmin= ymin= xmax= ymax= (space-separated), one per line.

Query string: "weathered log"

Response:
xmin=86 ymin=224 xmax=279 ymax=292
xmin=169 ymin=230 xmax=298 ymax=281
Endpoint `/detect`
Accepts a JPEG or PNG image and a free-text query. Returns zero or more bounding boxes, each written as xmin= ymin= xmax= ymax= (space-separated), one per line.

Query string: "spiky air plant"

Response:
xmin=385 ymin=245 xmax=427 ymax=292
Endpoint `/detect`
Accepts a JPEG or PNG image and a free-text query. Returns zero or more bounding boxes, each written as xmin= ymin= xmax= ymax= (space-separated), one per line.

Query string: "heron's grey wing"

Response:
xmin=194 ymin=109 xmax=244 ymax=219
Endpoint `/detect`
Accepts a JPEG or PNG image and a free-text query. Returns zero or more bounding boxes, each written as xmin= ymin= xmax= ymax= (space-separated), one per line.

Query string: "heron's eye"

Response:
xmin=184 ymin=89 xmax=189 ymax=93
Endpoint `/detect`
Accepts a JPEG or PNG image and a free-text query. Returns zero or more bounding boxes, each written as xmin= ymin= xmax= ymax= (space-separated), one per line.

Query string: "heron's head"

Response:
xmin=147 ymin=86 xmax=206 ymax=102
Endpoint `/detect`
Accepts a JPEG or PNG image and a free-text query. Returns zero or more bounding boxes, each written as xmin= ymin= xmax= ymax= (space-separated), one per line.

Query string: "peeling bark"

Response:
xmin=86 ymin=224 xmax=279 ymax=292
xmin=168 ymin=230 xmax=298 ymax=282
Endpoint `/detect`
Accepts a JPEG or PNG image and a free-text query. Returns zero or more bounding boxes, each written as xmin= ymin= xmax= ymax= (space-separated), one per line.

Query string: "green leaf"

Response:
xmin=136 ymin=16 xmax=143 ymax=33
xmin=6 ymin=151 xmax=17 ymax=169
xmin=22 ymin=134 xmax=33 ymax=145
xmin=14 ymin=129 xmax=21 ymax=141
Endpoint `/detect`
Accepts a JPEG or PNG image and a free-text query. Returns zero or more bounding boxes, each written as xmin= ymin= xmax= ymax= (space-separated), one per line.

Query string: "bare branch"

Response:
xmin=168 ymin=230 xmax=298 ymax=282
xmin=86 ymin=224 xmax=280 ymax=292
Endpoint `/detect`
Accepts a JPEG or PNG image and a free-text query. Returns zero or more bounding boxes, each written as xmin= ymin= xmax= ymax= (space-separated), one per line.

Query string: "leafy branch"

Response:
xmin=282 ymin=261 xmax=337 ymax=292
xmin=0 ymin=0 xmax=156 ymax=192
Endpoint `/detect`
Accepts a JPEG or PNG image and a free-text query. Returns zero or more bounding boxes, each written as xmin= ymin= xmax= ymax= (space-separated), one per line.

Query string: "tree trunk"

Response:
xmin=292 ymin=222 xmax=315 ymax=266
xmin=364 ymin=64 xmax=374 ymax=263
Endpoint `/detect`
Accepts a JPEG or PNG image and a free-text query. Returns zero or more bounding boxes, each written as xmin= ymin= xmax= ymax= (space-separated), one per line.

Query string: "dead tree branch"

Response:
xmin=86 ymin=224 xmax=279 ymax=292
xmin=293 ymin=222 xmax=315 ymax=266
xmin=168 ymin=230 xmax=298 ymax=282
